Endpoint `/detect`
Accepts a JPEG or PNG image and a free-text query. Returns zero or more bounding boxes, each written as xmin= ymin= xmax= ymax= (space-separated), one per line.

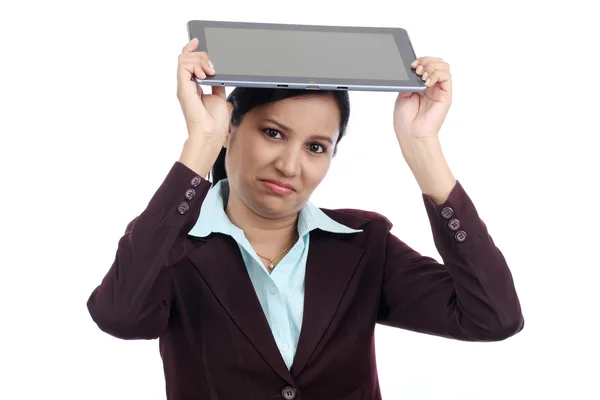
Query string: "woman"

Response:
xmin=87 ymin=38 xmax=524 ymax=399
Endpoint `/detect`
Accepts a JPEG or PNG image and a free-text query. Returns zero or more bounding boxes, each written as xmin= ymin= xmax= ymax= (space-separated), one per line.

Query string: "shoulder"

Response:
xmin=319 ymin=207 xmax=393 ymax=232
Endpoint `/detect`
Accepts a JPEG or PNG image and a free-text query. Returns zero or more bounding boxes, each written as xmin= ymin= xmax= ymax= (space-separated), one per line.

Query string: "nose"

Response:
xmin=274 ymin=146 xmax=301 ymax=178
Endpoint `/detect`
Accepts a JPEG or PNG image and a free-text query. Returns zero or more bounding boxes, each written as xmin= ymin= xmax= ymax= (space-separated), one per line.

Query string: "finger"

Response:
xmin=179 ymin=51 xmax=209 ymax=61
xmin=410 ymin=56 xmax=431 ymax=68
xmin=178 ymin=54 xmax=215 ymax=76
xmin=419 ymin=62 xmax=450 ymax=82
xmin=396 ymin=91 xmax=415 ymax=100
xmin=425 ymin=70 xmax=452 ymax=92
xmin=421 ymin=61 xmax=449 ymax=73
xmin=411 ymin=57 xmax=447 ymax=76
xmin=411 ymin=56 xmax=443 ymax=67
xmin=415 ymin=60 xmax=448 ymax=75
xmin=177 ymin=76 xmax=202 ymax=101
xmin=180 ymin=60 xmax=214 ymax=80
xmin=211 ymin=85 xmax=226 ymax=98
xmin=182 ymin=37 xmax=199 ymax=53
xmin=182 ymin=62 xmax=209 ymax=79
xmin=177 ymin=62 xmax=208 ymax=98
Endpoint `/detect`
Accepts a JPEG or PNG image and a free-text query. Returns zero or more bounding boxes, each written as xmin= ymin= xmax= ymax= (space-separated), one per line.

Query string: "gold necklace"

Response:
xmin=255 ymin=235 xmax=298 ymax=270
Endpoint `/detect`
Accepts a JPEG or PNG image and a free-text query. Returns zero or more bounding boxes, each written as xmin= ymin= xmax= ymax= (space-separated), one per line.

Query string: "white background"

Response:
xmin=1 ymin=0 xmax=598 ymax=399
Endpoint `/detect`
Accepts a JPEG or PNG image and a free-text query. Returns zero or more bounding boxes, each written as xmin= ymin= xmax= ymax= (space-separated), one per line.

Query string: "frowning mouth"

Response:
xmin=261 ymin=179 xmax=295 ymax=195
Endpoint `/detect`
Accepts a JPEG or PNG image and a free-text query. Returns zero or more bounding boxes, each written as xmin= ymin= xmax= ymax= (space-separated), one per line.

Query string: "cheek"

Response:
xmin=302 ymin=157 xmax=331 ymax=188
xmin=228 ymin=134 xmax=263 ymax=173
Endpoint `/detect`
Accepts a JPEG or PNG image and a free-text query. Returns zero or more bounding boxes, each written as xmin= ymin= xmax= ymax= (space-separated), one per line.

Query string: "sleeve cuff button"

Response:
xmin=185 ymin=188 xmax=196 ymax=200
xmin=191 ymin=176 xmax=202 ymax=187
xmin=441 ymin=206 xmax=454 ymax=219
xmin=448 ymin=218 xmax=461 ymax=231
xmin=454 ymin=230 xmax=467 ymax=242
xmin=178 ymin=202 xmax=190 ymax=214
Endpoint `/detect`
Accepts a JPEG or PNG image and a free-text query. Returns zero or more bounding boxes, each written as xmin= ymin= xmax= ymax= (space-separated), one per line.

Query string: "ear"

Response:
xmin=224 ymin=127 xmax=232 ymax=149
xmin=224 ymin=101 xmax=234 ymax=149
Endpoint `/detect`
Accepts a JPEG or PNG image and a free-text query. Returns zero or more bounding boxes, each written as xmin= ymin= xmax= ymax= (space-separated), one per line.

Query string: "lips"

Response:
xmin=262 ymin=179 xmax=295 ymax=191
xmin=261 ymin=179 xmax=295 ymax=195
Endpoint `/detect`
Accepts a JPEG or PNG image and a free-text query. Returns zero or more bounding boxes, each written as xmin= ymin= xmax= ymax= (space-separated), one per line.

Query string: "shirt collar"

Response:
xmin=188 ymin=179 xmax=362 ymax=238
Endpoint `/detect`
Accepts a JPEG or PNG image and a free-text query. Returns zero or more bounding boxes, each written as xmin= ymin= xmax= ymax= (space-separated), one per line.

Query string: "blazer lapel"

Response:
xmin=187 ymin=234 xmax=296 ymax=385
xmin=291 ymin=230 xmax=364 ymax=376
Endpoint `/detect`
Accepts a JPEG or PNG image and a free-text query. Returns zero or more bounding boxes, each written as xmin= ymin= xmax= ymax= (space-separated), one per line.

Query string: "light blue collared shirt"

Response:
xmin=188 ymin=179 xmax=362 ymax=369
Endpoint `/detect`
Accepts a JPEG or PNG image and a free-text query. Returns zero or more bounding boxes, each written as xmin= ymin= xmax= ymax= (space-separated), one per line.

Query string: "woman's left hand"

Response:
xmin=393 ymin=57 xmax=452 ymax=143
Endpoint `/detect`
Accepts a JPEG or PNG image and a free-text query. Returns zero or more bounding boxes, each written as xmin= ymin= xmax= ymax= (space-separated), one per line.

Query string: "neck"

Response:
xmin=224 ymin=190 xmax=298 ymax=247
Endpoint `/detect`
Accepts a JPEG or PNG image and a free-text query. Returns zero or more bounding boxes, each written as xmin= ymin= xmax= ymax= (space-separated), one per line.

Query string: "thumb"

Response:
xmin=182 ymin=37 xmax=199 ymax=53
xmin=396 ymin=91 xmax=414 ymax=100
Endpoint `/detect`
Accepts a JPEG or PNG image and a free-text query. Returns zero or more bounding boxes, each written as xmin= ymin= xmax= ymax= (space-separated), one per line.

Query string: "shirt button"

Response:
xmin=270 ymin=285 xmax=277 ymax=294
xmin=280 ymin=343 xmax=289 ymax=352
xmin=178 ymin=202 xmax=190 ymax=214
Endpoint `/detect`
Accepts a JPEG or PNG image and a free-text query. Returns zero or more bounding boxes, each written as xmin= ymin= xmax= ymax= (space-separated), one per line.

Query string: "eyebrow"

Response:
xmin=263 ymin=118 xmax=334 ymax=145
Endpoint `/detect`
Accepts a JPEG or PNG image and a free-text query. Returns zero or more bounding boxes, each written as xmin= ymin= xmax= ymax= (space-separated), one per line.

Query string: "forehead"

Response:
xmin=253 ymin=94 xmax=341 ymax=135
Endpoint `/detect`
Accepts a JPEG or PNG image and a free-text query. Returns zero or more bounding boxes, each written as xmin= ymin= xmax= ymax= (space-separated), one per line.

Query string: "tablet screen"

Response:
xmin=204 ymin=27 xmax=408 ymax=81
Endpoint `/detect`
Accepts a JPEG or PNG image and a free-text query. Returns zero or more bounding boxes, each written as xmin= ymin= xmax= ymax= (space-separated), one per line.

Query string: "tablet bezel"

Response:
xmin=186 ymin=20 xmax=426 ymax=92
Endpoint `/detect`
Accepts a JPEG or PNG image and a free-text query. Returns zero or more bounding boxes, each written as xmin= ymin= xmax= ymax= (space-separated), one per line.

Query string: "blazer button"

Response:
xmin=178 ymin=202 xmax=190 ymax=214
xmin=441 ymin=206 xmax=454 ymax=219
xmin=191 ymin=176 xmax=202 ymax=187
xmin=185 ymin=188 xmax=196 ymax=200
xmin=447 ymin=218 xmax=461 ymax=231
xmin=455 ymin=230 xmax=467 ymax=242
xmin=281 ymin=386 xmax=298 ymax=400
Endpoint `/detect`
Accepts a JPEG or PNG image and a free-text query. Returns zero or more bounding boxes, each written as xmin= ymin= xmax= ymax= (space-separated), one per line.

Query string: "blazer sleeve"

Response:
xmin=86 ymin=161 xmax=212 ymax=340
xmin=377 ymin=180 xmax=524 ymax=341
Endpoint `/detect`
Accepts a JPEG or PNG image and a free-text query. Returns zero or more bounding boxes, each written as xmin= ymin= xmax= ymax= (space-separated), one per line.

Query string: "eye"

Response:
xmin=263 ymin=128 xmax=283 ymax=139
xmin=307 ymin=143 xmax=326 ymax=154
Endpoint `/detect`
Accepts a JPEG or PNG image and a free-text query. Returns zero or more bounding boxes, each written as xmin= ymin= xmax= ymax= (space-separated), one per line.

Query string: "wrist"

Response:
xmin=398 ymin=136 xmax=440 ymax=157
xmin=398 ymin=138 xmax=456 ymax=204
xmin=179 ymin=139 xmax=223 ymax=179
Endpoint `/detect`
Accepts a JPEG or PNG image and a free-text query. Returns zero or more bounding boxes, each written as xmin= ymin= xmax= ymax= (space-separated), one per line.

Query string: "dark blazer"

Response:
xmin=87 ymin=161 xmax=524 ymax=400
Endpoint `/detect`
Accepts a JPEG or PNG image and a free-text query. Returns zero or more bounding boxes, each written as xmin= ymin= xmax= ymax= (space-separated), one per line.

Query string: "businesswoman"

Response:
xmin=87 ymin=38 xmax=524 ymax=400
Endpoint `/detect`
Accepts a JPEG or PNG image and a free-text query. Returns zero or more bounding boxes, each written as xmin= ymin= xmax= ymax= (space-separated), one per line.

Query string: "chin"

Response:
xmin=253 ymin=191 xmax=300 ymax=216
xmin=253 ymin=195 xmax=293 ymax=215
xmin=239 ymin=179 xmax=299 ymax=215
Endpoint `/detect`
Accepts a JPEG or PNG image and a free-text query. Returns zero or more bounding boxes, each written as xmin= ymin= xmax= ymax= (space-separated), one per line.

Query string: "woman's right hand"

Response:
xmin=177 ymin=38 xmax=232 ymax=144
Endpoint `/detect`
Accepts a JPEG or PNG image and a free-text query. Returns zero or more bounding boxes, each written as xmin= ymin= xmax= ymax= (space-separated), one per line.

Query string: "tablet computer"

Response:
xmin=186 ymin=20 xmax=426 ymax=92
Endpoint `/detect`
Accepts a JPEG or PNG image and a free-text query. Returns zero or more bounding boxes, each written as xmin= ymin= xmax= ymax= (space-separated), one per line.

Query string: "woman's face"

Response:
xmin=224 ymin=94 xmax=341 ymax=219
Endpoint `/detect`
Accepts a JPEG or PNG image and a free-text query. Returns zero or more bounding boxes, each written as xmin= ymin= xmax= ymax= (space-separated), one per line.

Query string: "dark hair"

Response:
xmin=210 ymin=88 xmax=350 ymax=185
